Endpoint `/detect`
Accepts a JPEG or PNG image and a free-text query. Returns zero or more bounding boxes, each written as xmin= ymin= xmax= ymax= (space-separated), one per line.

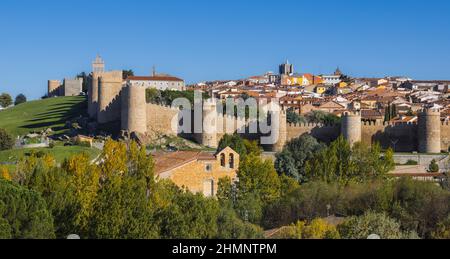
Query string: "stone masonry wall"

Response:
xmin=146 ymin=103 xmax=180 ymax=139
xmin=442 ymin=122 xmax=450 ymax=152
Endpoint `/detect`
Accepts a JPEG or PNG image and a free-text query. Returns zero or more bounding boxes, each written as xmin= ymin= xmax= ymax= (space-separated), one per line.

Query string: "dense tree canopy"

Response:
xmin=0 ymin=128 xmax=14 ymax=151
xmin=338 ymin=212 xmax=419 ymax=239
xmin=0 ymin=93 xmax=12 ymax=108
xmin=275 ymin=134 xmax=325 ymax=182
xmin=14 ymin=94 xmax=27 ymax=106
xmin=306 ymin=110 xmax=341 ymax=125
xmin=0 ymin=179 xmax=55 ymax=239
xmin=0 ymin=134 xmax=448 ymax=239
xmin=146 ymin=89 xmax=209 ymax=107
xmin=5 ymin=139 xmax=262 ymax=239
xmin=286 ymin=108 xmax=306 ymax=124
xmin=305 ymin=137 xmax=395 ymax=184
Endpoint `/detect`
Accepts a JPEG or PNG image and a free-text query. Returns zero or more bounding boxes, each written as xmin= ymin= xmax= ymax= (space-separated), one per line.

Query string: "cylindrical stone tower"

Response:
xmin=418 ymin=109 xmax=441 ymax=154
xmin=48 ymin=80 xmax=61 ymax=97
xmin=202 ymin=100 xmax=218 ymax=148
xmin=88 ymin=73 xmax=100 ymax=119
xmin=341 ymin=111 xmax=362 ymax=147
xmin=272 ymin=109 xmax=288 ymax=152
xmin=121 ymin=83 xmax=147 ymax=134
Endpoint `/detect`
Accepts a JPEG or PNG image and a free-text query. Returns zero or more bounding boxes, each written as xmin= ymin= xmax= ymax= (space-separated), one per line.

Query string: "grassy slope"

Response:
xmin=0 ymin=145 xmax=101 ymax=164
xmin=0 ymin=96 xmax=87 ymax=137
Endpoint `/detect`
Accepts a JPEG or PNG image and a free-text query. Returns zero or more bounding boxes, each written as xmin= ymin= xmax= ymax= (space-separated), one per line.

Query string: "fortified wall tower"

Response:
xmin=88 ymin=72 xmax=101 ymax=118
xmin=88 ymin=55 xmax=105 ymax=119
xmin=418 ymin=109 xmax=442 ymax=154
xmin=272 ymin=110 xmax=288 ymax=152
xmin=97 ymin=71 xmax=124 ymax=124
xmin=341 ymin=111 xmax=362 ymax=147
xmin=47 ymin=80 xmax=61 ymax=97
xmin=121 ymin=83 xmax=147 ymax=134
xmin=201 ymin=99 xmax=219 ymax=148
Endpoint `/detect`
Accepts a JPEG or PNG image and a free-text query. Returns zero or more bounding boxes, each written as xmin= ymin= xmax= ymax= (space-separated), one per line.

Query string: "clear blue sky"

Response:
xmin=1 ymin=0 xmax=450 ymax=100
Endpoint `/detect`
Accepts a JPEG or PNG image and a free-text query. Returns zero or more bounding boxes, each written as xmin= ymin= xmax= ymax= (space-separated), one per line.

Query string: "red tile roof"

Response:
xmin=153 ymin=151 xmax=215 ymax=175
xmin=128 ymin=76 xmax=184 ymax=82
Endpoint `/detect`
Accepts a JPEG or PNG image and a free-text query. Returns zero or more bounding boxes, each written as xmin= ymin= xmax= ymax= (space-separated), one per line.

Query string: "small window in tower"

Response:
xmin=205 ymin=164 xmax=212 ymax=172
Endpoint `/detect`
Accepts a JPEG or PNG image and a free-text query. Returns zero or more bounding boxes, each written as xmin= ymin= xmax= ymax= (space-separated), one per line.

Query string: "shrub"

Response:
xmin=338 ymin=211 xmax=419 ymax=239
xmin=404 ymin=160 xmax=418 ymax=166
xmin=429 ymin=159 xmax=439 ymax=173
xmin=14 ymin=94 xmax=27 ymax=106
xmin=273 ymin=219 xmax=340 ymax=239
xmin=0 ymin=93 xmax=12 ymax=108
xmin=0 ymin=129 xmax=14 ymax=151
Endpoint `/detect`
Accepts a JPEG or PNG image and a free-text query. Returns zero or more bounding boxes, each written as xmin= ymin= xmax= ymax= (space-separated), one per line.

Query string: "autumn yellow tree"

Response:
xmin=0 ymin=165 xmax=11 ymax=181
xmin=272 ymin=219 xmax=340 ymax=239
xmin=62 ymin=153 xmax=100 ymax=233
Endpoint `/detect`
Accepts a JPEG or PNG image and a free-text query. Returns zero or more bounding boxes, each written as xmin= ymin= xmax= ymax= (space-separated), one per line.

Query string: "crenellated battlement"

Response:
xmin=86 ymin=59 xmax=449 ymax=153
xmin=362 ymin=121 xmax=418 ymax=127
xmin=147 ymin=102 xmax=181 ymax=112
xmin=287 ymin=122 xmax=339 ymax=128
xmin=343 ymin=111 xmax=361 ymax=117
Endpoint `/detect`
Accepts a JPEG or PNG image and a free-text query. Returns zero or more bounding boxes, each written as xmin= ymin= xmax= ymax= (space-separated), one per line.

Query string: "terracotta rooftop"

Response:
xmin=361 ymin=109 xmax=383 ymax=118
xmin=128 ymin=76 xmax=184 ymax=82
xmin=153 ymin=151 xmax=215 ymax=175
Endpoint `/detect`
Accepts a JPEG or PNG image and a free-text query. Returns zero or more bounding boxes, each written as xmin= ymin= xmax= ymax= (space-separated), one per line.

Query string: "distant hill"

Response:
xmin=0 ymin=96 xmax=87 ymax=137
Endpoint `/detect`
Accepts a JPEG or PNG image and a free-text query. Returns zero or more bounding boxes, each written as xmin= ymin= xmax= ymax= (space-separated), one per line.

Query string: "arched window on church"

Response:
xmin=220 ymin=153 xmax=226 ymax=167
xmin=229 ymin=154 xmax=235 ymax=169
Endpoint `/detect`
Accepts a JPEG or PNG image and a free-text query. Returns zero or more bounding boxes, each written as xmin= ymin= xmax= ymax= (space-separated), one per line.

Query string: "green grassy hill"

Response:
xmin=0 ymin=96 xmax=87 ymax=137
xmin=0 ymin=145 xmax=100 ymax=164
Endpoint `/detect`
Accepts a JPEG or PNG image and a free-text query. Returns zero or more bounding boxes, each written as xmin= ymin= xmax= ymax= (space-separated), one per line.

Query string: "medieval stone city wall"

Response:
xmin=441 ymin=122 xmax=450 ymax=152
xmin=121 ymin=84 xmax=147 ymax=134
xmin=63 ymin=78 xmax=83 ymax=97
xmin=87 ymin=76 xmax=449 ymax=154
xmin=418 ymin=109 xmax=442 ymax=154
xmin=146 ymin=103 xmax=180 ymax=139
xmin=286 ymin=123 xmax=341 ymax=144
xmin=87 ymin=72 xmax=102 ymax=118
xmin=47 ymin=80 xmax=62 ymax=97
xmin=97 ymin=71 xmax=123 ymax=124
xmin=361 ymin=122 xmax=418 ymax=152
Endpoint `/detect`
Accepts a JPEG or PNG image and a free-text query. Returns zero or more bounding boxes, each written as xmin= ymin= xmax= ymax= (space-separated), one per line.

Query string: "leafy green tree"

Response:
xmin=217 ymin=134 xmax=248 ymax=159
xmin=306 ymin=110 xmax=341 ymax=125
xmin=238 ymin=154 xmax=281 ymax=204
xmin=218 ymin=154 xmax=282 ymax=225
xmin=432 ymin=216 xmax=450 ymax=239
xmin=243 ymin=139 xmax=262 ymax=156
xmin=286 ymin=108 xmax=306 ymax=124
xmin=429 ymin=159 xmax=439 ymax=173
xmin=0 ymin=178 xmax=55 ymax=239
xmin=305 ymin=137 xmax=393 ymax=184
xmin=275 ymin=134 xmax=325 ymax=182
xmin=216 ymin=203 xmax=264 ymax=239
xmin=272 ymin=219 xmax=340 ymax=239
xmin=146 ymin=88 xmax=161 ymax=104
xmin=14 ymin=94 xmax=27 ymax=106
xmin=0 ymin=128 xmax=14 ymax=151
xmin=338 ymin=211 xmax=419 ymax=239
xmin=89 ymin=174 xmax=158 ymax=239
xmin=390 ymin=177 xmax=450 ymax=238
xmin=0 ymin=93 xmax=12 ymax=108
xmin=122 ymin=69 xmax=135 ymax=79
xmin=158 ymin=191 xmax=221 ymax=239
